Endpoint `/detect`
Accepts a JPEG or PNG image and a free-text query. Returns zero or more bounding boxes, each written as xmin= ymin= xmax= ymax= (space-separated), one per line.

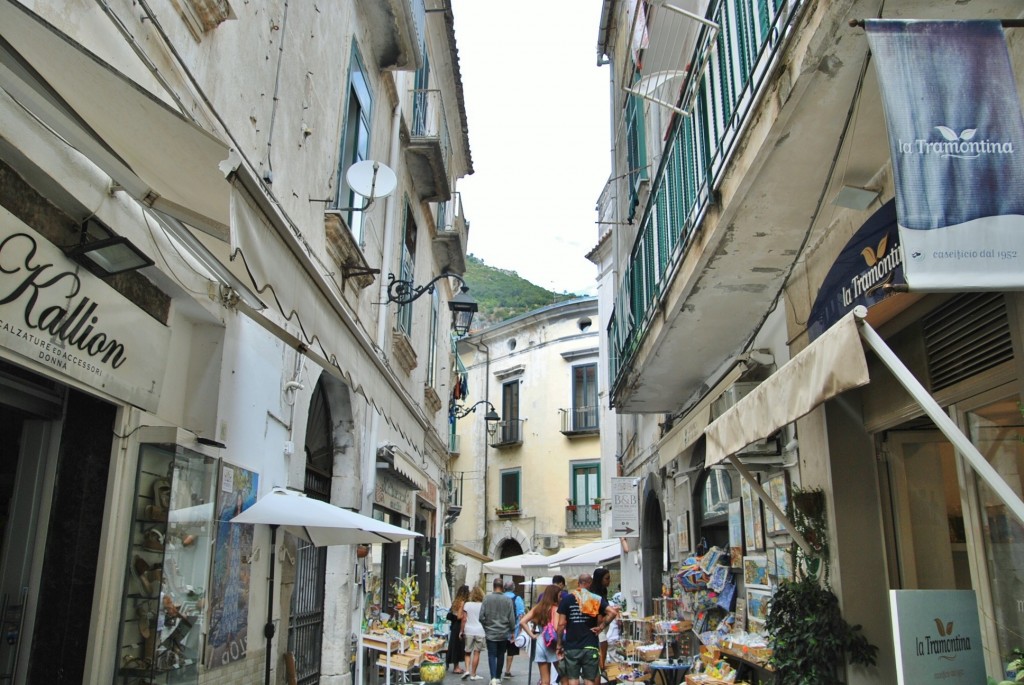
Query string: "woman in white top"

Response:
xmin=461 ymin=586 xmax=486 ymax=680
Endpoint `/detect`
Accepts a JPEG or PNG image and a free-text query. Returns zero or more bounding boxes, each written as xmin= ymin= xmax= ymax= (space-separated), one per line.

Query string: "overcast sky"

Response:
xmin=450 ymin=0 xmax=610 ymax=296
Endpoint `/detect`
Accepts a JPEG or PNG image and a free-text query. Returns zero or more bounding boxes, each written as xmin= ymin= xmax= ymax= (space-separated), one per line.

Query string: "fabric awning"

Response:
xmin=0 ymin=1 xmax=231 ymax=238
xmin=228 ymin=178 xmax=426 ymax=451
xmin=481 ymin=552 xmax=548 ymax=576
xmin=657 ymin=362 xmax=747 ymax=468
xmin=554 ymin=540 xmax=622 ymax=578
xmin=704 ymin=311 xmax=869 ymax=468
xmin=702 ymin=306 xmax=1024 ymax=533
xmin=520 ymin=539 xmax=619 ymax=577
xmin=447 ymin=542 xmax=492 ymax=563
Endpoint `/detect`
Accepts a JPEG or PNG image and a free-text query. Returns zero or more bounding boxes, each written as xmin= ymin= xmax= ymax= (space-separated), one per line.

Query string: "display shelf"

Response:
xmin=114 ymin=442 xmax=216 ymax=684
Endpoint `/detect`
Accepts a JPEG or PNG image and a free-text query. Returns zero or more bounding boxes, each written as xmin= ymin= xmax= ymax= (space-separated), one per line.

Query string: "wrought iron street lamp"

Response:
xmin=386 ymin=272 xmax=478 ymax=336
xmin=452 ymin=400 xmax=500 ymax=436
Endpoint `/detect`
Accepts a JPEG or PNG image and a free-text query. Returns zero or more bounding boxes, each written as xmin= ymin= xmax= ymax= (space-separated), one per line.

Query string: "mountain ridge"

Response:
xmin=462 ymin=254 xmax=581 ymax=330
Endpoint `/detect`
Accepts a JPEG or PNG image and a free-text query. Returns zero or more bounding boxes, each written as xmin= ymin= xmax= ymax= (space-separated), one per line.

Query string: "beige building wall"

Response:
xmin=449 ymin=298 xmax=604 ymax=587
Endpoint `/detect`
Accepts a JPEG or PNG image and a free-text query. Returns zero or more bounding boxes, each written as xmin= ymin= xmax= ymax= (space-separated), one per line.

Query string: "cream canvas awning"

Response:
xmin=0 ymin=1 xmax=231 ymax=238
xmin=702 ymin=307 xmax=1024 ymax=533
xmin=704 ymin=312 xmax=869 ymax=468
xmin=658 ymin=361 xmax=747 ymax=468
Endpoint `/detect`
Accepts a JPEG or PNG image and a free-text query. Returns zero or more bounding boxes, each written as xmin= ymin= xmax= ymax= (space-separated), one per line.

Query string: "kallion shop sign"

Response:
xmin=0 ymin=211 xmax=169 ymax=411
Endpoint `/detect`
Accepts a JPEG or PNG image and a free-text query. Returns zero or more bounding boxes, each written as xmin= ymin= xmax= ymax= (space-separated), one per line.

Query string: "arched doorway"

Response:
xmin=497 ymin=538 xmax=525 ymax=597
xmin=640 ymin=488 xmax=664 ymax=616
xmin=288 ymin=376 xmax=336 ymax=685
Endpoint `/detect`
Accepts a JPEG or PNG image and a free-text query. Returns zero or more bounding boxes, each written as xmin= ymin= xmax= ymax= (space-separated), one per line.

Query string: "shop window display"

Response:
xmin=115 ymin=443 xmax=217 ymax=683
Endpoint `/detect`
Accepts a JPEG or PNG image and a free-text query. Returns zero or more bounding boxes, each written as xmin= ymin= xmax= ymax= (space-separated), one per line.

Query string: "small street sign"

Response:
xmin=610 ymin=477 xmax=639 ymax=538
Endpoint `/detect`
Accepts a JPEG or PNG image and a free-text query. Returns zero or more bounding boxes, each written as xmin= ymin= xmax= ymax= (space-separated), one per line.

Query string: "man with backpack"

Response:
xmin=554 ymin=573 xmax=618 ymax=685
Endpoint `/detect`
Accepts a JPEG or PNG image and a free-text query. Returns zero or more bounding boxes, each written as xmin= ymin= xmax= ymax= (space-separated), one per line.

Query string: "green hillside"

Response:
xmin=462 ymin=254 xmax=580 ymax=329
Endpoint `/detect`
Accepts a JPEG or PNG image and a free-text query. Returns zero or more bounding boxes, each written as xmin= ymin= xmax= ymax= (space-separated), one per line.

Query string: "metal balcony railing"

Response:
xmin=489 ymin=420 xmax=523 ymax=448
xmin=437 ymin=192 xmax=467 ymax=237
xmin=410 ymin=88 xmax=452 ymax=175
xmin=565 ymin=503 xmax=602 ymax=531
xmin=560 ymin=407 xmax=599 ymax=435
xmin=610 ymin=0 xmax=802 ymax=388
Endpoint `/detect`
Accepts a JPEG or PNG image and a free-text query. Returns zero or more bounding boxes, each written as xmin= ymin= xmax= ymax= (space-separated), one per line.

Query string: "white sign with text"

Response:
xmin=611 ymin=477 xmax=639 ymax=538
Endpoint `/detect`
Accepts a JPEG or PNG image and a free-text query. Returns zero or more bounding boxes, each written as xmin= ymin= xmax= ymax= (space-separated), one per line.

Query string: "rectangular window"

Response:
xmin=501 ymin=380 xmax=520 ymax=443
xmin=500 ymin=469 xmax=521 ymax=510
xmin=572 ymin=363 xmax=599 ymax=430
xmin=337 ymin=46 xmax=373 ymax=243
xmin=572 ymin=462 xmax=600 ymax=506
xmin=397 ymin=202 xmax=416 ymax=335
xmin=426 ymin=289 xmax=439 ymax=385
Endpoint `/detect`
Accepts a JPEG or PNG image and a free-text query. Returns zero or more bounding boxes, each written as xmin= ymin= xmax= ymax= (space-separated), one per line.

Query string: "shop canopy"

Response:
xmin=481 ymin=552 xmax=548 ymax=576
xmin=553 ymin=539 xmax=623 ymax=578
xmin=520 ymin=538 xmax=619 ymax=578
xmin=703 ymin=307 xmax=1024 ymax=544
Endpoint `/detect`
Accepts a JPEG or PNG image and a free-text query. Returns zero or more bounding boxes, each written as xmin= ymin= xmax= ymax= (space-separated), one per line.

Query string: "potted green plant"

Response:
xmin=496 ymin=503 xmax=520 ymax=517
xmin=766 ymin=487 xmax=877 ymax=684
xmin=591 ymin=497 xmax=602 ymax=511
xmin=565 ymin=498 xmax=577 ymax=512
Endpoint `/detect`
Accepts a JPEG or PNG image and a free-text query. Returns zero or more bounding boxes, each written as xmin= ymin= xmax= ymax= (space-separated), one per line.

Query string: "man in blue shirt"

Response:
xmin=503 ymin=580 xmax=526 ymax=678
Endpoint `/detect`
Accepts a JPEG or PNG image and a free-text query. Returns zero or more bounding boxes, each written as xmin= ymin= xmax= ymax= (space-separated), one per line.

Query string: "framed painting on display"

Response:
xmin=763 ymin=471 xmax=791 ymax=535
xmin=741 ymin=477 xmax=765 ymax=552
xmin=728 ymin=500 xmax=742 ymax=567
xmin=771 ymin=545 xmax=794 ymax=584
xmin=743 ymin=555 xmax=770 ymax=588
xmin=746 ymin=587 xmax=772 ymax=624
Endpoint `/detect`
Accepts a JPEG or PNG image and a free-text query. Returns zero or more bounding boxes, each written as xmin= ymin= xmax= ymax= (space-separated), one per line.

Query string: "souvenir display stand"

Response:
xmin=610 ymin=607 xmax=693 ymax=685
xmin=361 ymin=623 xmax=446 ymax=684
xmin=670 ymin=547 xmax=774 ymax=685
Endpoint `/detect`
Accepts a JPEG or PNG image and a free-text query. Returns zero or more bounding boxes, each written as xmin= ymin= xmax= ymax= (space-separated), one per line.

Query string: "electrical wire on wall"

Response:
xmin=262 ymin=0 xmax=290 ymax=184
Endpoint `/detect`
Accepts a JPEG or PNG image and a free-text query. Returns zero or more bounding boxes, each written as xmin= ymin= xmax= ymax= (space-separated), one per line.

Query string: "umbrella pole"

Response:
xmin=264 ymin=524 xmax=278 ymax=685
xmin=526 ymin=575 xmax=534 ymax=685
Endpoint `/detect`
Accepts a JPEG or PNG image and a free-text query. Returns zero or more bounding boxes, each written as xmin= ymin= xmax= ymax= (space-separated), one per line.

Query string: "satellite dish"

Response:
xmin=346 ymin=160 xmax=397 ymax=200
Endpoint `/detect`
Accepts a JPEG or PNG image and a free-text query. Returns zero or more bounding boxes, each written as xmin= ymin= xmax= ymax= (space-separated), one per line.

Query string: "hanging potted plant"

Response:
xmin=591 ymin=497 xmax=603 ymax=511
xmin=565 ymin=498 xmax=577 ymax=512
xmin=766 ymin=487 xmax=877 ymax=683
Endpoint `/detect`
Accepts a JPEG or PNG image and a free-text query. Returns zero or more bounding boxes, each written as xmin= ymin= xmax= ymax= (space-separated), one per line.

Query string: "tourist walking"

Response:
xmin=554 ymin=573 xmax=618 ymax=685
xmin=503 ymin=580 xmax=526 ymax=678
xmin=518 ymin=584 xmax=561 ymax=685
xmin=591 ymin=568 xmax=612 ymax=681
xmin=447 ymin=585 xmax=469 ymax=674
xmin=479 ymin=578 xmax=517 ymax=685
xmin=462 ymin=586 xmax=487 ymax=680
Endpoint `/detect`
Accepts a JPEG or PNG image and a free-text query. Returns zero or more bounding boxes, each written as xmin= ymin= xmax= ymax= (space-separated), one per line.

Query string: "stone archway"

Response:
xmin=640 ymin=477 xmax=664 ymax=616
xmin=487 ymin=525 xmax=532 ymax=560
xmin=288 ymin=371 xmax=358 ymax=685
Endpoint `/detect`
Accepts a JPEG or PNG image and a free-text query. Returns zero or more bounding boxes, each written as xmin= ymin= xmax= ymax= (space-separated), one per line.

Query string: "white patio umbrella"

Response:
xmin=481 ymin=551 xmax=548 ymax=576
xmin=552 ymin=540 xmax=622 ymax=578
xmin=518 ymin=577 xmax=554 ymax=587
xmin=231 ymin=486 xmax=420 ymax=685
xmin=520 ymin=539 xmax=619 ymax=577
